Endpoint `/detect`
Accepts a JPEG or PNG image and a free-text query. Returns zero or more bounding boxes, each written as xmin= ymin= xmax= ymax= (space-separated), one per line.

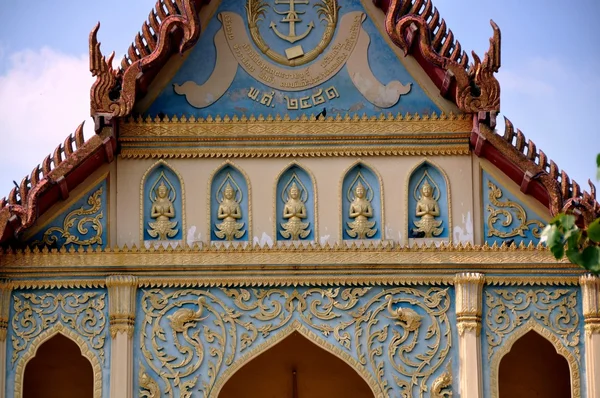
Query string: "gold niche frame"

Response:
xmin=206 ymin=159 xmax=253 ymax=244
xmin=139 ymin=159 xmax=187 ymax=247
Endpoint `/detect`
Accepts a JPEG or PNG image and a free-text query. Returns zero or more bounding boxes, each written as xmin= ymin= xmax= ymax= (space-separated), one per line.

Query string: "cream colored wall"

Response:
xmin=115 ymin=155 xmax=474 ymax=247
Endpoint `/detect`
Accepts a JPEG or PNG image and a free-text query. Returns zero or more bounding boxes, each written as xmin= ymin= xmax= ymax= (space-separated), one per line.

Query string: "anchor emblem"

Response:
xmin=269 ymin=0 xmax=314 ymax=44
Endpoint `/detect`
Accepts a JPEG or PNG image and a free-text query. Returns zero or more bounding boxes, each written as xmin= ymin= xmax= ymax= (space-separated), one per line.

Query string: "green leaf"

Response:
xmin=542 ymin=224 xmax=565 ymax=259
xmin=581 ymin=246 xmax=600 ymax=273
xmin=588 ymin=218 xmax=600 ymax=243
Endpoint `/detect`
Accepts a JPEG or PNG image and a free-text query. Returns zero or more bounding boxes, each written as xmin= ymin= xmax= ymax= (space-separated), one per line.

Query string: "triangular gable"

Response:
xmin=138 ymin=0 xmax=447 ymax=119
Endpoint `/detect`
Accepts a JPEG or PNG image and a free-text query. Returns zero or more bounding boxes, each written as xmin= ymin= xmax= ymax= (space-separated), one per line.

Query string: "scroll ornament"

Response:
xmin=138 ymin=286 xmax=452 ymax=397
xmin=174 ymin=4 xmax=411 ymax=110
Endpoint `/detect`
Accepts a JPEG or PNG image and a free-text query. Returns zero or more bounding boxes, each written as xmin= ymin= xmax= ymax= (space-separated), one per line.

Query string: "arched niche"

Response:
xmin=340 ymin=161 xmax=383 ymax=240
xmin=490 ymin=321 xmax=580 ymax=398
xmin=140 ymin=160 xmax=185 ymax=244
xmin=14 ymin=323 xmax=102 ymax=398
xmin=498 ymin=330 xmax=571 ymax=398
xmin=209 ymin=161 xmax=251 ymax=242
xmin=23 ymin=334 xmax=94 ymax=398
xmin=406 ymin=160 xmax=450 ymax=241
xmin=274 ymin=163 xmax=317 ymax=242
xmin=217 ymin=330 xmax=376 ymax=398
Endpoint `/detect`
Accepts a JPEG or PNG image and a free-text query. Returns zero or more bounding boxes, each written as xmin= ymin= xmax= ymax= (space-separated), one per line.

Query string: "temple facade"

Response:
xmin=1 ymin=0 xmax=599 ymax=397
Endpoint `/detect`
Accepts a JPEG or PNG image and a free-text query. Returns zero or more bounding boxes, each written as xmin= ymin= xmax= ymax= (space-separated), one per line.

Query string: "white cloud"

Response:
xmin=0 ymin=47 xmax=95 ymax=196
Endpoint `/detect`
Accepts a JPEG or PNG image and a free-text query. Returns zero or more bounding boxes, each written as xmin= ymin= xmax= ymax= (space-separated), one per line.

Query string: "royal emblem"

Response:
xmin=247 ymin=0 xmax=339 ymax=66
xmin=270 ymin=0 xmax=315 ymax=44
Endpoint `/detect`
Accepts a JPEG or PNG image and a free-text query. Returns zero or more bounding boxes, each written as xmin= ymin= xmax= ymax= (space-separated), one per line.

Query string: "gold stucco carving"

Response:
xmin=486 ymin=180 xmax=544 ymax=239
xmin=140 ymin=160 xmax=186 ymax=246
xmin=13 ymin=323 xmax=103 ymax=398
xmin=0 ymin=281 xmax=12 ymax=342
xmin=139 ymin=365 xmax=160 ymax=398
xmin=31 ymin=187 xmax=104 ymax=248
xmin=246 ymin=0 xmax=338 ymax=66
xmin=413 ymin=177 xmax=443 ymax=238
xmin=139 ymin=287 xmax=451 ymax=397
xmin=273 ymin=161 xmax=318 ymax=242
xmin=404 ymin=159 xmax=452 ymax=245
xmin=346 ymin=181 xmax=377 ymax=239
xmin=488 ymin=319 xmax=580 ymax=398
xmin=485 ymin=289 xmax=580 ymax=361
xmin=431 ymin=363 xmax=453 ymax=398
xmin=280 ymin=181 xmax=311 ymax=240
xmin=455 ymin=273 xmax=485 ymax=336
xmin=11 ymin=291 xmax=107 ymax=365
xmin=106 ymin=275 xmax=138 ymax=338
xmin=580 ymin=274 xmax=600 ymax=335
xmin=208 ymin=160 xmax=253 ymax=243
xmin=215 ymin=180 xmax=246 ymax=241
xmin=147 ymin=179 xmax=179 ymax=240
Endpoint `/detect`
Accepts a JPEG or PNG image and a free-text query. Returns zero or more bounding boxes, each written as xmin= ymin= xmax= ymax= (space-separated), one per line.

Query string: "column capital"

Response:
xmin=454 ymin=272 xmax=485 ymax=336
xmin=0 ymin=281 xmax=12 ymax=342
xmin=106 ymin=275 xmax=138 ymax=338
xmin=580 ymin=274 xmax=600 ymax=335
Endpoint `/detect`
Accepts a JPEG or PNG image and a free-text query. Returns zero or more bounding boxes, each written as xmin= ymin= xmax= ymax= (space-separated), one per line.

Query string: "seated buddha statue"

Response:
xmin=412 ymin=180 xmax=443 ymax=238
xmin=280 ymin=182 xmax=310 ymax=240
xmin=147 ymin=181 xmax=179 ymax=240
xmin=346 ymin=182 xmax=377 ymax=239
xmin=215 ymin=183 xmax=246 ymax=241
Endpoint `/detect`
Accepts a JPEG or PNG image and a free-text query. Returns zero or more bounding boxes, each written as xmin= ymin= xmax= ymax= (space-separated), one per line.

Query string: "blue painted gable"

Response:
xmin=144 ymin=0 xmax=441 ymax=119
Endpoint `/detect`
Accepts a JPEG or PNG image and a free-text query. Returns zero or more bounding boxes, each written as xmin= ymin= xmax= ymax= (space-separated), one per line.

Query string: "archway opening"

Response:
xmin=218 ymin=331 xmax=374 ymax=398
xmin=23 ymin=333 xmax=94 ymax=398
xmin=499 ymin=330 xmax=571 ymax=398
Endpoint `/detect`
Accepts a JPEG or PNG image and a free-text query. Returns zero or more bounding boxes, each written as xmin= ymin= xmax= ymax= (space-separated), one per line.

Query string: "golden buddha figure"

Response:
xmin=147 ymin=181 xmax=179 ymax=240
xmin=280 ymin=182 xmax=310 ymax=240
xmin=346 ymin=182 xmax=377 ymax=239
xmin=215 ymin=182 xmax=246 ymax=241
xmin=412 ymin=180 xmax=443 ymax=238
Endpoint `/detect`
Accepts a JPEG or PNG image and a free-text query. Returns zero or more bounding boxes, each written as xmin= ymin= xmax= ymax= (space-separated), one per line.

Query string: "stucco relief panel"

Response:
xmin=135 ymin=285 xmax=456 ymax=398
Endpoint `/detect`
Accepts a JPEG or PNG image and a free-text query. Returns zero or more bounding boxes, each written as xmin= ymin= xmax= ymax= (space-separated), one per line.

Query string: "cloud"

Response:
xmin=0 ymin=47 xmax=95 ymax=196
xmin=497 ymin=57 xmax=568 ymax=97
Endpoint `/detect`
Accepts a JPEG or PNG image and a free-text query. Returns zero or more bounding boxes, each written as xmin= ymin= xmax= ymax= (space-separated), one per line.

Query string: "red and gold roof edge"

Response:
xmin=472 ymin=113 xmax=600 ymax=226
xmin=0 ymin=0 xmax=597 ymax=246
xmin=90 ymin=0 xmax=208 ymax=118
xmin=0 ymin=124 xmax=117 ymax=244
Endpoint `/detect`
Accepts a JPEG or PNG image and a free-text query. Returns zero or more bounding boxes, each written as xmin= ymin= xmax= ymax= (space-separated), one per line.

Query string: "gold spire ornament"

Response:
xmin=215 ymin=182 xmax=246 ymax=241
xmin=147 ymin=181 xmax=179 ymax=240
xmin=346 ymin=181 xmax=377 ymax=239
xmin=413 ymin=178 xmax=443 ymax=238
xmin=280 ymin=181 xmax=310 ymax=240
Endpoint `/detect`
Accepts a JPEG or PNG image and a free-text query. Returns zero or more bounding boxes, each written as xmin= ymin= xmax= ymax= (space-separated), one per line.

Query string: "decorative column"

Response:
xmin=0 ymin=281 xmax=11 ymax=398
xmin=581 ymin=274 xmax=600 ymax=398
xmin=106 ymin=275 xmax=138 ymax=398
xmin=455 ymin=272 xmax=485 ymax=398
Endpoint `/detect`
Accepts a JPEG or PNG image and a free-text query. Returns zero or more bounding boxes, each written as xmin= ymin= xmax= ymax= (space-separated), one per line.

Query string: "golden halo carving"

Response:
xmin=246 ymin=0 xmax=340 ymax=67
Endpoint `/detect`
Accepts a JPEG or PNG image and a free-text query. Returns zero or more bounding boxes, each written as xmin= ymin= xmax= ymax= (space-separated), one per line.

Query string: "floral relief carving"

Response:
xmin=11 ymin=291 xmax=107 ymax=366
xmin=138 ymin=286 xmax=452 ymax=398
xmin=485 ymin=289 xmax=580 ymax=361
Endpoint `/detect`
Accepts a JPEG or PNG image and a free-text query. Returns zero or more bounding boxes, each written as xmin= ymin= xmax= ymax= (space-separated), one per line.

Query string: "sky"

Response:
xmin=0 ymin=0 xmax=598 ymax=198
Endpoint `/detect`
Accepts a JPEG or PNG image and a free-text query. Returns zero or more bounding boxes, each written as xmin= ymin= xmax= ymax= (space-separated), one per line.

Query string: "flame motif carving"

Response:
xmin=139 ymin=286 xmax=452 ymax=398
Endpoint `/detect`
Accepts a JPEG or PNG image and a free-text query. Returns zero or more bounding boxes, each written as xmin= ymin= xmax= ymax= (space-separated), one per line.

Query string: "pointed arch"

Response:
xmin=489 ymin=319 xmax=580 ymax=398
xmin=207 ymin=160 xmax=253 ymax=242
xmin=210 ymin=320 xmax=383 ymax=398
xmin=404 ymin=158 xmax=451 ymax=244
xmin=339 ymin=159 xmax=385 ymax=240
xmin=139 ymin=159 xmax=186 ymax=245
xmin=14 ymin=322 xmax=102 ymax=398
xmin=273 ymin=161 xmax=318 ymax=242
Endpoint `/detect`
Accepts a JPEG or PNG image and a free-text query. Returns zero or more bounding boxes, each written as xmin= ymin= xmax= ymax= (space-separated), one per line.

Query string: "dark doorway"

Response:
xmin=499 ymin=330 xmax=571 ymax=398
xmin=23 ymin=333 xmax=94 ymax=398
xmin=219 ymin=331 xmax=374 ymax=398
